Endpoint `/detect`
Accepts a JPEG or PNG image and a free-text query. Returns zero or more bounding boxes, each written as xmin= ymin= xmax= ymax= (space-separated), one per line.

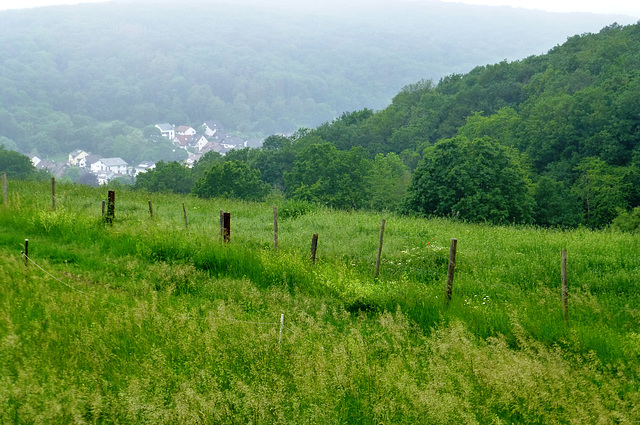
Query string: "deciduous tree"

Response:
xmin=193 ymin=160 xmax=270 ymax=201
xmin=403 ymin=136 xmax=533 ymax=224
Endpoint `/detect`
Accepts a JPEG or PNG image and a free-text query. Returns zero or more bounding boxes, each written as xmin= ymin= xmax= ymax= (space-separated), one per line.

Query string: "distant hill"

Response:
xmin=0 ymin=0 xmax=635 ymax=159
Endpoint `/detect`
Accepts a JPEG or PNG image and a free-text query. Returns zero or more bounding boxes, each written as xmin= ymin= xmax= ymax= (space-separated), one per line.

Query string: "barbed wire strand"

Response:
xmin=22 ymin=252 xmax=285 ymax=326
xmin=23 ymin=252 xmax=87 ymax=295
xmin=22 ymin=252 xmax=138 ymax=309
xmin=21 ymin=250 xmax=640 ymax=332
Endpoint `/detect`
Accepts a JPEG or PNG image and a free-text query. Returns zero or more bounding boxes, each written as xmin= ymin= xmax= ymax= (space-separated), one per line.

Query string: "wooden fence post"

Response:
xmin=2 ymin=172 xmax=7 ymax=207
xmin=374 ymin=218 xmax=386 ymax=279
xmin=274 ymin=206 xmax=279 ymax=251
xmin=101 ymin=200 xmax=105 ymax=217
xmin=279 ymin=313 xmax=285 ymax=345
xmin=562 ymin=249 xmax=568 ymax=322
xmin=310 ymin=233 xmax=319 ymax=264
xmin=51 ymin=177 xmax=56 ymax=211
xmin=148 ymin=200 xmax=154 ymax=218
xmin=223 ymin=212 xmax=231 ymax=243
xmin=24 ymin=238 xmax=29 ymax=268
xmin=182 ymin=203 xmax=188 ymax=230
xmin=106 ymin=190 xmax=115 ymax=224
xmin=446 ymin=238 xmax=458 ymax=304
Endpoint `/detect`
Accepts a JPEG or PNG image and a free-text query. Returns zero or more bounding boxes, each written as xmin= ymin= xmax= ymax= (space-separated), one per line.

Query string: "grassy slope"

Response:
xmin=1 ymin=181 xmax=639 ymax=423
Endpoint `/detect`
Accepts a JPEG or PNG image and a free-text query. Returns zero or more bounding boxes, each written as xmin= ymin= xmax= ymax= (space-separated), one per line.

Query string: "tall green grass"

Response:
xmin=1 ymin=180 xmax=639 ymax=423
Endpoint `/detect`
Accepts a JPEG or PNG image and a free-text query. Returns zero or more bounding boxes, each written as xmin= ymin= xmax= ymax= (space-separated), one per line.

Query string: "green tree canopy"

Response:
xmin=0 ymin=146 xmax=37 ymax=179
xmin=285 ymin=143 xmax=372 ymax=209
xmin=134 ymin=161 xmax=194 ymax=194
xmin=193 ymin=160 xmax=270 ymax=202
xmin=369 ymin=153 xmax=411 ymax=212
xmin=572 ymin=157 xmax=628 ymax=228
xmin=531 ymin=176 xmax=583 ymax=228
xmin=402 ymin=136 xmax=533 ymax=224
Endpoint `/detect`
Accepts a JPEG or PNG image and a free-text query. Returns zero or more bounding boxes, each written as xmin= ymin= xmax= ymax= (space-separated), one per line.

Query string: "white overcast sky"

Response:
xmin=440 ymin=0 xmax=640 ymax=17
xmin=0 ymin=0 xmax=107 ymax=10
xmin=0 ymin=0 xmax=639 ymax=17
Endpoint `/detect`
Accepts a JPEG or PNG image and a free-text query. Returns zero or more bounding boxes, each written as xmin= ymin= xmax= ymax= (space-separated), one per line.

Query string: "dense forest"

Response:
xmin=137 ymin=22 xmax=640 ymax=230
xmin=0 ymin=0 xmax=632 ymax=162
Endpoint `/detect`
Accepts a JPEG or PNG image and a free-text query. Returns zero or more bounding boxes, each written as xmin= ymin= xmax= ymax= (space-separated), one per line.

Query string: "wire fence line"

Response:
xmin=18 ymin=251 xmax=331 ymax=345
xmin=22 ymin=252 xmax=139 ymax=309
xmin=23 ymin=252 xmax=88 ymax=296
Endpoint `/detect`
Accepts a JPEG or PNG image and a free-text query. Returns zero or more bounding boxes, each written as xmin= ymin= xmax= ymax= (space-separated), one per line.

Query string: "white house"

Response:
xmin=68 ymin=150 xmax=89 ymax=166
xmin=96 ymin=171 xmax=116 ymax=185
xmin=91 ymin=158 xmax=129 ymax=175
xmin=176 ymin=126 xmax=196 ymax=136
xmin=202 ymin=121 xmax=222 ymax=137
xmin=84 ymin=155 xmax=102 ymax=170
xmin=135 ymin=161 xmax=156 ymax=176
xmin=155 ymin=123 xmax=175 ymax=140
xmin=185 ymin=153 xmax=202 ymax=168
xmin=193 ymin=135 xmax=211 ymax=152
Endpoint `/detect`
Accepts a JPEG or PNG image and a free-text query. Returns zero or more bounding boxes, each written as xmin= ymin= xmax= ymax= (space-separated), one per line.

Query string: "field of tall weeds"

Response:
xmin=1 ymin=180 xmax=639 ymax=423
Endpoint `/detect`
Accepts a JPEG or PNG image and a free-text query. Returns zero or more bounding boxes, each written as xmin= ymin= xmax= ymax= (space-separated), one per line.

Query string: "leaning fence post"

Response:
xmin=374 ymin=218 xmax=386 ymax=279
xmin=106 ymin=190 xmax=115 ymax=224
xmin=148 ymin=200 xmax=154 ymax=218
xmin=274 ymin=206 xmax=279 ymax=251
xmin=51 ymin=177 xmax=56 ymax=211
xmin=446 ymin=238 xmax=458 ymax=305
xmin=562 ymin=249 xmax=568 ymax=322
xmin=279 ymin=313 xmax=285 ymax=344
xmin=23 ymin=238 xmax=29 ymax=268
xmin=310 ymin=233 xmax=319 ymax=264
xmin=182 ymin=203 xmax=189 ymax=230
xmin=2 ymin=172 xmax=7 ymax=207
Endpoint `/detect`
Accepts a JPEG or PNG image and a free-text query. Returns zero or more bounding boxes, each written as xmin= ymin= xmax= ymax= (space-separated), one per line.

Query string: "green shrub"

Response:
xmin=277 ymin=199 xmax=318 ymax=219
xmin=611 ymin=206 xmax=640 ymax=233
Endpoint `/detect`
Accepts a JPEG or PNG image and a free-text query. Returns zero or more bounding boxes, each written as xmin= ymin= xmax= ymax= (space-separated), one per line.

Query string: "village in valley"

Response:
xmin=30 ymin=122 xmax=263 ymax=185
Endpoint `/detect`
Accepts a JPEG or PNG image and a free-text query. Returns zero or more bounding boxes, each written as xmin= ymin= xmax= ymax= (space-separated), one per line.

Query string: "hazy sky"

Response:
xmin=440 ymin=0 xmax=640 ymax=17
xmin=0 ymin=0 xmax=639 ymax=17
xmin=0 ymin=0 xmax=107 ymax=10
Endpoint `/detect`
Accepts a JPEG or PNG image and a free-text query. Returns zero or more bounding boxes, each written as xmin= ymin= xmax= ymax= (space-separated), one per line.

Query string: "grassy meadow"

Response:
xmin=1 ymin=180 xmax=639 ymax=424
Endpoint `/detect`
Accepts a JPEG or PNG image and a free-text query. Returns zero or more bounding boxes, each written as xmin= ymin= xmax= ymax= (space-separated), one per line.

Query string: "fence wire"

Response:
xmin=17 ymin=252 xmax=334 ymax=345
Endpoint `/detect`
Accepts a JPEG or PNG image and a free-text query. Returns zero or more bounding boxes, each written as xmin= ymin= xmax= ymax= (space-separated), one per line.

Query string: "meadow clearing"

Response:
xmin=1 ymin=180 xmax=639 ymax=423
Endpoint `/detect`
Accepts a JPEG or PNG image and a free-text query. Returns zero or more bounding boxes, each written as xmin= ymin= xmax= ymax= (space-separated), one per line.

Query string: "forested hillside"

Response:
xmin=140 ymin=22 xmax=640 ymax=230
xmin=0 ymin=0 xmax=632 ymax=160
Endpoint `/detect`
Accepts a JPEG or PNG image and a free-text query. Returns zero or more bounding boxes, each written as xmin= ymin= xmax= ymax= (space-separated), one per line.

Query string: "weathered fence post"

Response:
xmin=2 ymin=172 xmax=7 ymax=207
xmin=279 ymin=313 xmax=285 ymax=345
xmin=446 ymin=238 xmax=458 ymax=304
xmin=562 ymin=249 xmax=568 ymax=322
xmin=274 ymin=206 xmax=279 ymax=251
xmin=182 ymin=203 xmax=189 ymax=230
xmin=374 ymin=218 xmax=386 ymax=279
xmin=106 ymin=190 xmax=115 ymax=224
xmin=310 ymin=233 xmax=319 ymax=264
xmin=148 ymin=200 xmax=154 ymax=218
xmin=51 ymin=177 xmax=56 ymax=211
xmin=101 ymin=200 xmax=106 ymax=217
xmin=223 ymin=212 xmax=231 ymax=243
